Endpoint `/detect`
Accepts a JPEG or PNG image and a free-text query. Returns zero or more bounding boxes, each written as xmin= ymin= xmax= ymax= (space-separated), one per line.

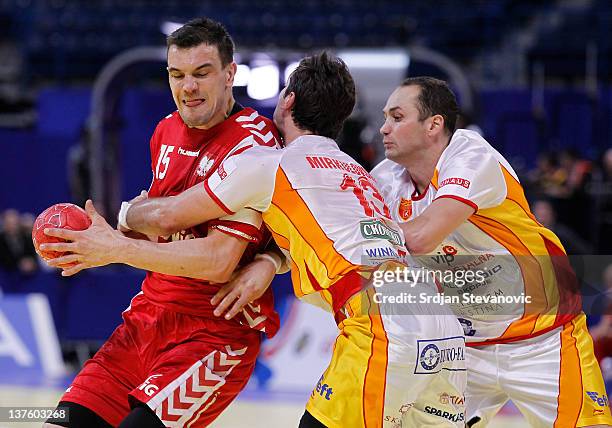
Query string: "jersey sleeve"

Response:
xmin=434 ymin=138 xmax=507 ymax=211
xmin=208 ymin=208 xmax=264 ymax=243
xmin=204 ymin=146 xmax=281 ymax=214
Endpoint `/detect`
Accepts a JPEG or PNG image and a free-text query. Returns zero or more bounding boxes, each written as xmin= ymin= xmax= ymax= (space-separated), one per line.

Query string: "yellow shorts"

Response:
xmin=306 ymin=285 xmax=467 ymax=428
xmin=466 ymin=312 xmax=612 ymax=427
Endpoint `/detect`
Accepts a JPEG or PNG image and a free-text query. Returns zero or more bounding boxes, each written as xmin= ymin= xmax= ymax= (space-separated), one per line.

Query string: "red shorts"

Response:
xmin=61 ymin=293 xmax=261 ymax=427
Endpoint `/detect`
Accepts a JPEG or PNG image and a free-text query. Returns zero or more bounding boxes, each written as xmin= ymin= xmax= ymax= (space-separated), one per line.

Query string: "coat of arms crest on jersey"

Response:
xmin=398 ymin=197 xmax=412 ymax=221
xmin=196 ymin=156 xmax=215 ymax=177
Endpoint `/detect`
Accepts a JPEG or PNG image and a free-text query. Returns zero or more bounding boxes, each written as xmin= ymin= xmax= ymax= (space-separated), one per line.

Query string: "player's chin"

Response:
xmin=383 ymin=147 xmax=398 ymax=160
xmin=181 ymin=111 xmax=210 ymax=128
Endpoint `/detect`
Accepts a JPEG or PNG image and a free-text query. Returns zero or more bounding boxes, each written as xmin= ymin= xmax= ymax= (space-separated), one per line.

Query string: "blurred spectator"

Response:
xmin=602 ymin=148 xmax=612 ymax=182
xmin=591 ymin=148 xmax=612 ymax=254
xmin=0 ymin=209 xmax=38 ymax=275
xmin=558 ymin=149 xmax=593 ymax=237
xmin=591 ymin=264 xmax=612 ymax=362
xmin=527 ymin=152 xmax=567 ymax=198
xmin=532 ymin=199 xmax=592 ymax=255
xmin=559 ymin=148 xmax=592 ymax=195
xmin=529 ymin=149 xmax=593 ymax=238
xmin=20 ymin=212 xmax=35 ymax=232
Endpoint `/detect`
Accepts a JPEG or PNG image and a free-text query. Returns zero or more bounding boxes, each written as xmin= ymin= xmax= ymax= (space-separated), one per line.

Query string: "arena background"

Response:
xmin=0 ymin=0 xmax=611 ymax=426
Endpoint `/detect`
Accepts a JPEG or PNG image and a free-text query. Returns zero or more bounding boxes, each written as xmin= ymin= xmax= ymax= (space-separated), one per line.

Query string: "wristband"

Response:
xmin=117 ymin=201 xmax=132 ymax=231
xmin=255 ymin=252 xmax=282 ymax=273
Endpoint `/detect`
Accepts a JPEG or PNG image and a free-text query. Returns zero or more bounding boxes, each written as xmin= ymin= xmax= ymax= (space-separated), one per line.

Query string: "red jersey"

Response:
xmin=143 ymin=105 xmax=281 ymax=338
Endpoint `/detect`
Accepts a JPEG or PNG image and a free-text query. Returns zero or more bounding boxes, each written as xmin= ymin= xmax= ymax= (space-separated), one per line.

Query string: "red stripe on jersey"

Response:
xmin=434 ymin=194 xmax=478 ymax=212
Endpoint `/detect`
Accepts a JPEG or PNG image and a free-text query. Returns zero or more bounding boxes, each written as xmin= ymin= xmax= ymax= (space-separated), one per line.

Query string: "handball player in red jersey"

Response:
xmin=42 ymin=17 xmax=283 ymax=428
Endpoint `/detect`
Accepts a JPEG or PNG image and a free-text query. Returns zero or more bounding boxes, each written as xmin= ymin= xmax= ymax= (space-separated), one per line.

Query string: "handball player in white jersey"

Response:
xmin=372 ymin=76 xmax=611 ymax=428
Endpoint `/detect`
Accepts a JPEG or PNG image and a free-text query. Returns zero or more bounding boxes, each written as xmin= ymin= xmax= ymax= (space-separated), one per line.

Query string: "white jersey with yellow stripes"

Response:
xmin=371 ymin=129 xmax=581 ymax=345
xmin=206 ymin=135 xmax=407 ymax=313
xmin=207 ymin=134 xmax=468 ymax=427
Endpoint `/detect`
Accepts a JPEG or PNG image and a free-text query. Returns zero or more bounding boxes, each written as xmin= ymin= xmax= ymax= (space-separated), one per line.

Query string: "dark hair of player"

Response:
xmin=284 ymin=52 xmax=356 ymax=139
xmin=400 ymin=76 xmax=459 ymax=136
xmin=166 ymin=17 xmax=235 ymax=67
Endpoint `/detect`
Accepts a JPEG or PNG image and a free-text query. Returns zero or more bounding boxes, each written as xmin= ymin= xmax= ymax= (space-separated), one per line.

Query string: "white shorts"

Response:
xmin=466 ymin=313 xmax=612 ymax=428
xmin=306 ymin=281 xmax=468 ymax=428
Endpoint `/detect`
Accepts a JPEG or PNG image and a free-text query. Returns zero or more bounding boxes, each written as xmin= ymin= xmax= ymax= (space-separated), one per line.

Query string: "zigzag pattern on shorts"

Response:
xmin=238 ymin=301 xmax=269 ymax=334
xmin=148 ymin=345 xmax=248 ymax=428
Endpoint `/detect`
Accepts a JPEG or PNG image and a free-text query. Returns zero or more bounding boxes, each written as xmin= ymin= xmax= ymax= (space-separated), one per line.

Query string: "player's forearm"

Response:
xmin=400 ymin=219 xmax=440 ymax=254
xmin=124 ymin=184 xmax=228 ymax=237
xmin=116 ymin=237 xmax=236 ymax=282
xmin=124 ymin=197 xmax=182 ymax=236
xmin=401 ymin=198 xmax=476 ymax=254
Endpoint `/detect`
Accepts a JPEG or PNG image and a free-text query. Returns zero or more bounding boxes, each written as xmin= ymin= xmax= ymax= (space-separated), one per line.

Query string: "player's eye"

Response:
xmin=194 ymin=73 xmax=208 ymax=78
xmin=393 ymin=115 xmax=402 ymax=122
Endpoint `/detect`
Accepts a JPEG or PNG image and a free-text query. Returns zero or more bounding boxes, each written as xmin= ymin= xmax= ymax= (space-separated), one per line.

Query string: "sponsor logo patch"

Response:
xmin=218 ymin=162 xmax=227 ymax=180
xmin=439 ymin=177 xmax=471 ymax=189
xmin=360 ymin=219 xmax=403 ymax=246
xmin=415 ymin=336 xmax=466 ymax=374
xmin=362 ymin=244 xmax=404 ymax=264
xmin=439 ymin=392 xmax=465 ymax=407
xmin=425 ymin=406 xmax=465 ymax=422
xmin=138 ymin=374 xmax=163 ymax=397
xmin=398 ymin=198 xmax=412 ymax=221
xmin=216 ymin=157 xmax=238 ymax=181
xmin=314 ymin=375 xmax=334 ymax=400
xmin=178 ymin=147 xmax=200 ymax=157
xmin=587 ymin=391 xmax=610 ymax=408
xmin=442 ymin=245 xmax=457 ymax=255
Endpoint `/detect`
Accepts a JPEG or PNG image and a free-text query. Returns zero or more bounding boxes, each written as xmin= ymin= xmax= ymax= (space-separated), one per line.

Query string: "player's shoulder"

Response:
xmin=151 ymin=110 xmax=182 ymax=135
xmin=446 ymin=129 xmax=492 ymax=156
xmin=226 ymin=107 xmax=281 ymax=148
xmin=232 ymin=107 xmax=274 ymax=126
xmin=370 ymin=158 xmax=406 ymax=184
xmin=158 ymin=110 xmax=181 ymax=126
xmin=236 ymin=144 xmax=283 ymax=163
xmin=439 ymin=129 xmax=502 ymax=168
xmin=223 ymin=108 xmax=283 ymax=163
xmin=220 ymin=144 xmax=283 ymax=182
xmin=147 ymin=111 xmax=182 ymax=150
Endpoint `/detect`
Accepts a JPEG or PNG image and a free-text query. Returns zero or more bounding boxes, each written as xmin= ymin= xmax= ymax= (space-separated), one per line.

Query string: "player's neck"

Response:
xmin=283 ymin=126 xmax=313 ymax=146
xmin=193 ymin=96 xmax=236 ymax=130
xmin=401 ymin=139 xmax=447 ymax=193
xmin=407 ymin=162 xmax=437 ymax=194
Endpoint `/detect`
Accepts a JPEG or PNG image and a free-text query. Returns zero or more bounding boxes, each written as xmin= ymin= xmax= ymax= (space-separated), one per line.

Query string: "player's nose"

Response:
xmin=380 ymin=120 xmax=390 ymax=135
xmin=182 ymin=75 xmax=198 ymax=93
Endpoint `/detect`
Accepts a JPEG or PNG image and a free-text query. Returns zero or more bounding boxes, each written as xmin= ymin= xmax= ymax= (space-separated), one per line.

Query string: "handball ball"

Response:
xmin=32 ymin=203 xmax=91 ymax=264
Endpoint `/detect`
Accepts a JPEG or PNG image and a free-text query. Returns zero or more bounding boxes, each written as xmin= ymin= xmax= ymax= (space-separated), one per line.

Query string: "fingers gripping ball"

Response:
xmin=32 ymin=203 xmax=91 ymax=267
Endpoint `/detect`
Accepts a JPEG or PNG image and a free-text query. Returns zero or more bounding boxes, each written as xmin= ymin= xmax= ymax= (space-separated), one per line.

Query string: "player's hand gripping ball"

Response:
xmin=32 ymin=203 xmax=92 ymax=267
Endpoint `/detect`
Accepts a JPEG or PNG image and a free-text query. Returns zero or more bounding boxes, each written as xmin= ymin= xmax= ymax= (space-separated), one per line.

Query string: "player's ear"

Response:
xmin=429 ymin=114 xmax=444 ymax=134
xmin=225 ymin=62 xmax=237 ymax=87
xmin=283 ymin=91 xmax=296 ymax=111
